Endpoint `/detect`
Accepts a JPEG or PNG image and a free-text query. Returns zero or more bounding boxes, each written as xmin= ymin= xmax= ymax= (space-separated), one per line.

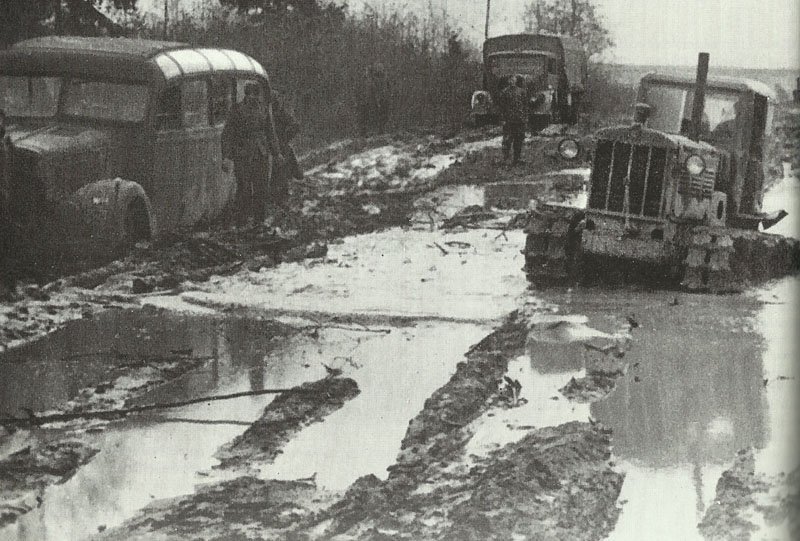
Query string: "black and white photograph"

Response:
xmin=0 ymin=0 xmax=798 ymax=539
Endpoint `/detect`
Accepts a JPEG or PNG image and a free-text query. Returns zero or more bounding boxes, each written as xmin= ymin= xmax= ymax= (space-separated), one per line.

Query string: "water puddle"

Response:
xmin=1 ymin=310 xmax=492 ymax=540
xmin=464 ymin=354 xmax=589 ymax=459
xmin=1 ymin=313 xmax=300 ymax=540
xmin=545 ymin=280 xmax=797 ymax=541
xmin=258 ymin=322 xmax=490 ymax=491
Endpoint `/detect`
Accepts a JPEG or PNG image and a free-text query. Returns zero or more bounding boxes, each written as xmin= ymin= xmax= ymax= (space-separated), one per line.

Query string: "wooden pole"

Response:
xmin=0 ymin=386 xmax=323 ymax=428
xmin=163 ymin=0 xmax=169 ymax=40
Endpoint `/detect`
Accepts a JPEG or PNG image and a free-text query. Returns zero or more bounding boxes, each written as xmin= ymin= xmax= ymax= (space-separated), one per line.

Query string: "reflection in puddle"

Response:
xmin=1 ymin=312 xmax=298 ymax=541
xmin=569 ymin=279 xmax=796 ymax=541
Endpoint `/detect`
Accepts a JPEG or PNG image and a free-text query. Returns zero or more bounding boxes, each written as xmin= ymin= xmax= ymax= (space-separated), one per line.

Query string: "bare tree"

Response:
xmin=522 ymin=0 xmax=613 ymax=60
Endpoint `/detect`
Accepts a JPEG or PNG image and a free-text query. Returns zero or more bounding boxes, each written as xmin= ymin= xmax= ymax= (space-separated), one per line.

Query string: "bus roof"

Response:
xmin=1 ymin=37 xmax=267 ymax=84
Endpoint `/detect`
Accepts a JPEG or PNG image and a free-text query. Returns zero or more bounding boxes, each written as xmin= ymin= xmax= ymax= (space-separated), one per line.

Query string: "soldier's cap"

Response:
xmin=244 ymin=82 xmax=260 ymax=97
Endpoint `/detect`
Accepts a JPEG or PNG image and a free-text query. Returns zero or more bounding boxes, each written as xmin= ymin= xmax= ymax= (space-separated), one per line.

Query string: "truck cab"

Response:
xmin=470 ymin=33 xmax=587 ymax=130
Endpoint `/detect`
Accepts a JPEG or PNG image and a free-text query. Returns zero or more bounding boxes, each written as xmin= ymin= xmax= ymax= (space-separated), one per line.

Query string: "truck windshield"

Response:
xmin=63 ymin=79 xmax=149 ymax=122
xmin=0 ymin=75 xmax=61 ymax=118
xmin=489 ymin=55 xmax=547 ymax=78
xmin=644 ymin=83 xmax=743 ymax=140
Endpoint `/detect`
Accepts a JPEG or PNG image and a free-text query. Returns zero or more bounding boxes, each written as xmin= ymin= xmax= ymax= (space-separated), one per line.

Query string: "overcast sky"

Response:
xmin=345 ymin=0 xmax=799 ymax=69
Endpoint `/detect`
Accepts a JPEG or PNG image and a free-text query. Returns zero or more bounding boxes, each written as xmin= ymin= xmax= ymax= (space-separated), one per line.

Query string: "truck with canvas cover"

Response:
xmin=470 ymin=33 xmax=587 ymax=130
xmin=522 ymin=53 xmax=799 ymax=292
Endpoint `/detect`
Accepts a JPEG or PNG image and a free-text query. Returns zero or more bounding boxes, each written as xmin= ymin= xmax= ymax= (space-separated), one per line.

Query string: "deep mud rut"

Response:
xmin=1 ymin=128 xmax=799 ymax=540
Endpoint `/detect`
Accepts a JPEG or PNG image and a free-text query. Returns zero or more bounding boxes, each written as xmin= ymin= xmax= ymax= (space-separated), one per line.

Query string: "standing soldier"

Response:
xmin=222 ymin=82 xmax=285 ymax=226
xmin=500 ymin=74 xmax=528 ymax=166
xmin=357 ymin=63 xmax=390 ymax=136
xmin=270 ymin=91 xmax=302 ymax=209
xmin=496 ymin=76 xmax=511 ymax=161
xmin=0 ymin=109 xmax=16 ymax=296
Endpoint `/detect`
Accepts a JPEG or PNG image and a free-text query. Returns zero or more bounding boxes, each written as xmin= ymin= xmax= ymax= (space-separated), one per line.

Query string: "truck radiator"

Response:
xmin=588 ymin=140 xmax=667 ymax=218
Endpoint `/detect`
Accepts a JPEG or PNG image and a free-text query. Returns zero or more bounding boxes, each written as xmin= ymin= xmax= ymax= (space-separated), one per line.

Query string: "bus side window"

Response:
xmin=181 ymin=79 xmax=209 ymax=128
xmin=156 ymin=85 xmax=180 ymax=131
xmin=236 ymin=77 xmax=265 ymax=103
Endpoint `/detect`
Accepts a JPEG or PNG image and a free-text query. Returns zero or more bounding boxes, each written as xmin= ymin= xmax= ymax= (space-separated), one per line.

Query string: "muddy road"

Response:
xmin=1 ymin=128 xmax=799 ymax=540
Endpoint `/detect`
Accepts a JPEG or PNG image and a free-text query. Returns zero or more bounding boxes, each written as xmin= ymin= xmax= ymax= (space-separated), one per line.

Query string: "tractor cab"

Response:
xmin=638 ymin=73 xmax=776 ymax=225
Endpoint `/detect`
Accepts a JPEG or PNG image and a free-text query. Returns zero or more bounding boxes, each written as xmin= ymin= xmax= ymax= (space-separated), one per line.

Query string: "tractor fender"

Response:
xmin=66 ymin=178 xmax=154 ymax=247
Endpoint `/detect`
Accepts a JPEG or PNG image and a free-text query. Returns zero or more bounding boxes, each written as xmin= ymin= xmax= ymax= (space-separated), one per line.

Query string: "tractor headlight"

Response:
xmin=685 ymin=154 xmax=706 ymax=176
xmin=471 ymin=91 xmax=491 ymax=110
xmin=558 ymin=138 xmax=580 ymax=160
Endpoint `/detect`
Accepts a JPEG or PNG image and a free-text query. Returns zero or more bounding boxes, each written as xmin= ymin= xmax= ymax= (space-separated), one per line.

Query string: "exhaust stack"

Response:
xmin=689 ymin=52 xmax=709 ymax=141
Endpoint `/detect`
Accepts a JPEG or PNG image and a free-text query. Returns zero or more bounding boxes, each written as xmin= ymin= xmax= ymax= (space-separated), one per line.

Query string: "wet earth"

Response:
xmin=1 ymin=127 xmax=799 ymax=540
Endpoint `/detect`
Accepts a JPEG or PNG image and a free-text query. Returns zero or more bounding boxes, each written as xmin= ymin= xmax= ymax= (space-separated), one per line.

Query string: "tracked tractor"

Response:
xmin=523 ymin=53 xmax=799 ymax=292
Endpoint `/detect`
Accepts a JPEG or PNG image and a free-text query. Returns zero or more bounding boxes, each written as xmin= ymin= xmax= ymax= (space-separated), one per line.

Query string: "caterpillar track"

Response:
xmin=680 ymin=226 xmax=800 ymax=293
xmin=522 ymin=205 xmax=585 ymax=283
xmin=523 ymin=206 xmax=800 ymax=293
xmin=680 ymin=228 xmax=740 ymax=293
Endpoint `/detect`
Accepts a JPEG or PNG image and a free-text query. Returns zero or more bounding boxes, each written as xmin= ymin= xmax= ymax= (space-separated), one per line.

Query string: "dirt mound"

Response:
xmin=0 ymin=441 xmax=98 ymax=528
xmin=94 ymin=477 xmax=335 ymax=541
xmin=699 ymin=449 xmax=799 ymax=541
xmin=215 ymin=376 xmax=360 ymax=472
xmin=315 ymin=422 xmax=622 ymax=541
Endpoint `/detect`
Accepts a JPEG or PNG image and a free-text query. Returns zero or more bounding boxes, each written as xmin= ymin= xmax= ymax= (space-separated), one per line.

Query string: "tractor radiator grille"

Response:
xmin=588 ymin=140 xmax=667 ymax=218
